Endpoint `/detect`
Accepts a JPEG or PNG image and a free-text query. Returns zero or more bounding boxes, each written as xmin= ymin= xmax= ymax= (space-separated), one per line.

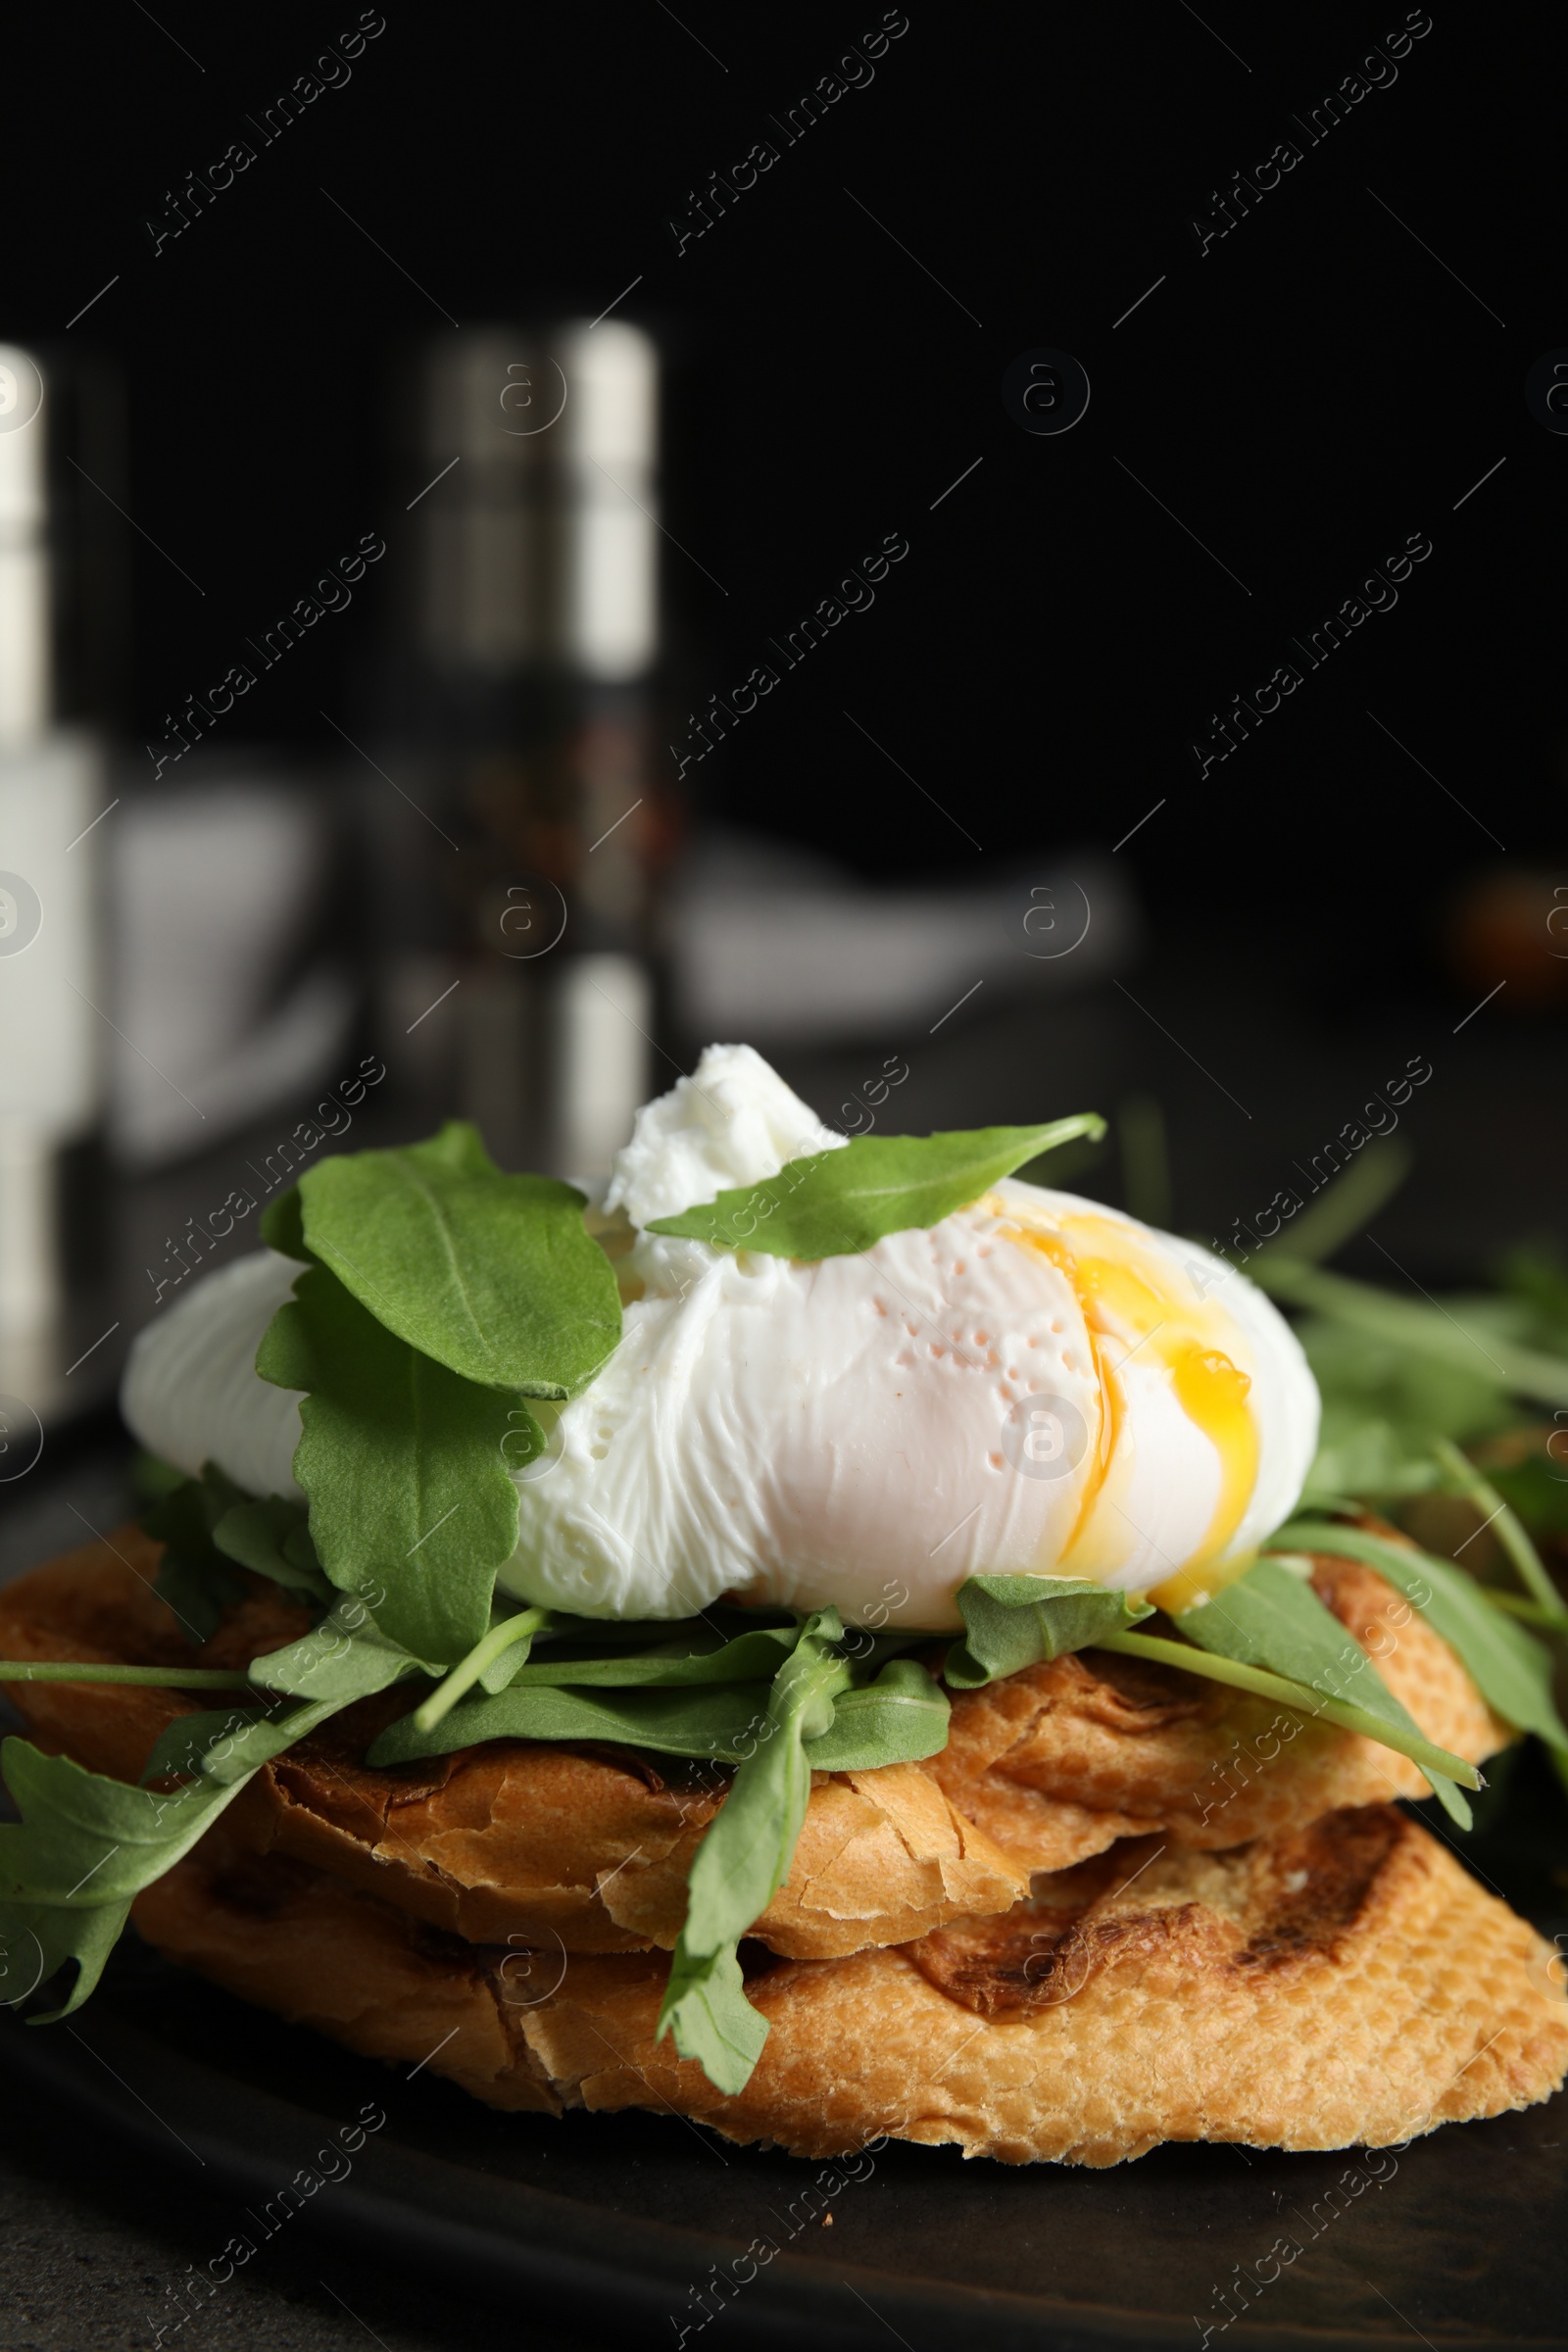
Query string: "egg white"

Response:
xmin=495 ymin=1184 xmax=1317 ymax=1627
xmin=497 ymin=1206 xmax=1104 ymax=1625
xmin=122 ymin=1248 xmax=305 ymax=1501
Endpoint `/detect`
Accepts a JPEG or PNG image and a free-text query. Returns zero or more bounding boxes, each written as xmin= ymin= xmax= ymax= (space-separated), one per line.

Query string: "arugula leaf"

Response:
xmin=257 ymin=1264 xmax=520 ymax=1661
xmin=0 ymin=1690 xmax=351 ymax=2020
xmin=139 ymin=1465 xmax=250 ymax=1639
xmin=211 ymin=1495 xmax=331 ymax=1601
xmin=1271 ymin=1520 xmax=1568 ymax=1750
xmin=646 ymin=1117 xmax=1106 ymax=1259
xmin=945 ymin=1574 xmax=1154 ymax=1689
xmin=9 ymin=1644 xmax=942 ymax=2065
xmin=506 ymin=1625 xmax=800 ymax=1689
xmin=797 ymin=1656 xmax=950 ymax=1768
xmin=367 ymin=1678 xmax=780 ymax=1767
xmin=1095 ymin=1630 xmax=1482 ymax=1790
xmin=0 ymin=1896 xmax=135 ymax=2021
xmin=132 ymin=1451 xmax=187 ymax=1504
xmin=292 ymin=1124 xmax=621 ymax=1399
xmin=659 ymin=1610 xmax=853 ymax=2089
xmin=138 ymin=1703 xmax=279 ymax=1786
xmin=1296 ymin=1313 xmax=1516 ymax=1506
xmin=547 ymin=1602 xmax=800 ymax=1646
xmin=247 ymin=1592 xmax=442 ymax=1706
xmin=259 ymin=1185 xmax=311 ymax=1261
xmin=660 ymin=1942 xmax=768 ymax=2089
xmin=368 ymin=1625 xmax=950 ymax=1779
xmin=383 ymin=1614 xmax=820 ymax=1748
xmin=1496 ymin=1245 xmax=1568 ymax=1366
xmin=1175 ymin=1559 xmax=1472 ymax=1828
xmin=410 ymin=1611 xmax=807 ymax=1731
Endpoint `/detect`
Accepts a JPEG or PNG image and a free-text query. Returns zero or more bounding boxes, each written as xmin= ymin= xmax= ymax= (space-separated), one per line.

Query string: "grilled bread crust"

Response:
xmin=130 ymin=1803 xmax=1568 ymax=2164
xmin=8 ymin=1530 xmax=1559 ymax=2163
xmin=0 ymin=1535 xmax=1026 ymax=1958
xmin=0 ymin=1534 xmax=1510 ymax=1963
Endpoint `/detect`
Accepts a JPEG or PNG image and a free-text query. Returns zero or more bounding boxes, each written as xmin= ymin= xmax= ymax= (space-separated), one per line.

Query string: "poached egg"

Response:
xmin=122 ymin=1045 xmax=1319 ymax=1630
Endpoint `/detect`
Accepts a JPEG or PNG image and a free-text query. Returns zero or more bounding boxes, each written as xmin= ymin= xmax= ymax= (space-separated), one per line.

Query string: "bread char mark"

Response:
xmin=906 ymin=1804 xmax=1407 ymax=2017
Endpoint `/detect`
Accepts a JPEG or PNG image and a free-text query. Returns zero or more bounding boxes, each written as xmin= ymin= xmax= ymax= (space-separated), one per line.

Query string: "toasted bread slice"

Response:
xmin=130 ymin=1803 xmax=1568 ymax=2164
xmin=0 ymin=1533 xmax=1511 ymax=1961
xmin=3 ymin=1524 xmax=1523 ymax=1947
xmin=0 ymin=1534 xmax=1026 ymax=1959
xmin=132 ymin=1822 xmax=562 ymax=2114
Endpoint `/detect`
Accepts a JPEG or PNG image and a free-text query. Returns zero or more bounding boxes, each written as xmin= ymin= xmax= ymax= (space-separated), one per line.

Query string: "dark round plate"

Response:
xmin=2 ymin=1863 xmax=1565 ymax=2352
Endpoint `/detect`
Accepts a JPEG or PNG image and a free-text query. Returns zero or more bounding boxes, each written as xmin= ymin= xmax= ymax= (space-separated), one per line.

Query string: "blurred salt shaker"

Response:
xmin=379 ymin=318 xmax=676 ymax=1179
xmin=0 ymin=345 xmax=112 ymax=1426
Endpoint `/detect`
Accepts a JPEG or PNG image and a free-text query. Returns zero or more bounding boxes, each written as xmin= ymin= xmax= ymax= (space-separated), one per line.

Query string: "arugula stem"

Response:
xmin=0 ymin=1661 xmax=255 ymax=1687
xmin=1431 ymin=1437 xmax=1565 ymax=1616
xmin=412 ymin=1607 xmax=549 ymax=1734
xmin=1243 ymin=1140 xmax=1412 ymax=1269
xmin=1096 ymin=1630 xmax=1483 ymax=1790
xmin=1248 ymin=1256 xmax=1568 ymax=1407
xmin=1480 ymin=1590 xmax=1568 ymax=1634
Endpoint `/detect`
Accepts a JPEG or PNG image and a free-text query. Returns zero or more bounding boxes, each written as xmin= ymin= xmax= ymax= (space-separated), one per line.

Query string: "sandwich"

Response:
xmin=1 ymin=1043 xmax=1564 ymax=2165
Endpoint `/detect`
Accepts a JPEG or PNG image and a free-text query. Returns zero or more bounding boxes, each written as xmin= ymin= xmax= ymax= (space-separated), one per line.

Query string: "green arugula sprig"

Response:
xmin=1097 ymin=1627 xmax=1481 ymax=1804
xmin=656 ymin=1609 xmax=865 ymax=2089
xmin=255 ymin=1122 xmax=622 ymax=1659
xmin=1266 ymin=1519 xmax=1568 ymax=1756
xmin=944 ymin=1574 xmax=1154 ymax=1687
xmin=0 ymin=1688 xmax=368 ymax=2021
xmin=141 ymin=1462 xmax=334 ymax=1637
xmin=208 ymin=1493 xmax=331 ymax=1601
xmin=1251 ymin=1258 xmax=1568 ymax=1411
xmin=0 ymin=1540 xmax=453 ymax=2020
xmin=647 ymin=1118 xmax=1106 ymax=1258
xmin=1201 ymin=1141 xmax=1568 ymax=1799
xmin=368 ymin=1625 xmax=945 ymax=1772
xmin=939 ymin=1564 xmax=1482 ymax=1815
xmin=0 ymin=1527 xmax=948 ymax=2075
xmin=1429 ymin=1437 xmax=1567 ymax=1620
xmin=267 ymin=1122 xmax=621 ymax=1396
xmin=1170 ymin=1555 xmax=1475 ymax=1825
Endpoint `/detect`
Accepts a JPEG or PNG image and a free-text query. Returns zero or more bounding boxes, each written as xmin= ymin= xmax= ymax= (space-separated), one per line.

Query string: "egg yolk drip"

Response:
xmin=993 ymin=1200 xmax=1260 ymax=1610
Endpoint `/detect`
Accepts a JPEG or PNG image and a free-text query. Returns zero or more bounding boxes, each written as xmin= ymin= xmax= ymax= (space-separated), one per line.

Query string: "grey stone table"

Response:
xmin=0 ymin=2111 xmax=476 ymax=2352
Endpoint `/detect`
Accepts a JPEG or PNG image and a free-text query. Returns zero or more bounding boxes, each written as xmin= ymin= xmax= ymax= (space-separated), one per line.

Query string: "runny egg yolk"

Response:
xmin=991 ymin=1198 xmax=1260 ymax=1610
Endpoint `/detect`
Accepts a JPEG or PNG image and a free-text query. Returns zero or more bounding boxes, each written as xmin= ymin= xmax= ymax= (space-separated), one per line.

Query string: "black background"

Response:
xmin=6 ymin=0 xmax=1565 ymax=1264
xmin=12 ymin=4 xmax=1556 ymax=909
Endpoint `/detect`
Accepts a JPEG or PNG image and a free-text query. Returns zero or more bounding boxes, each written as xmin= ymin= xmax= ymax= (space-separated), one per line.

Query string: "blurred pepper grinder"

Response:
xmin=0 ymin=345 xmax=117 ymax=1439
xmin=383 ymin=318 xmax=680 ymax=1178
